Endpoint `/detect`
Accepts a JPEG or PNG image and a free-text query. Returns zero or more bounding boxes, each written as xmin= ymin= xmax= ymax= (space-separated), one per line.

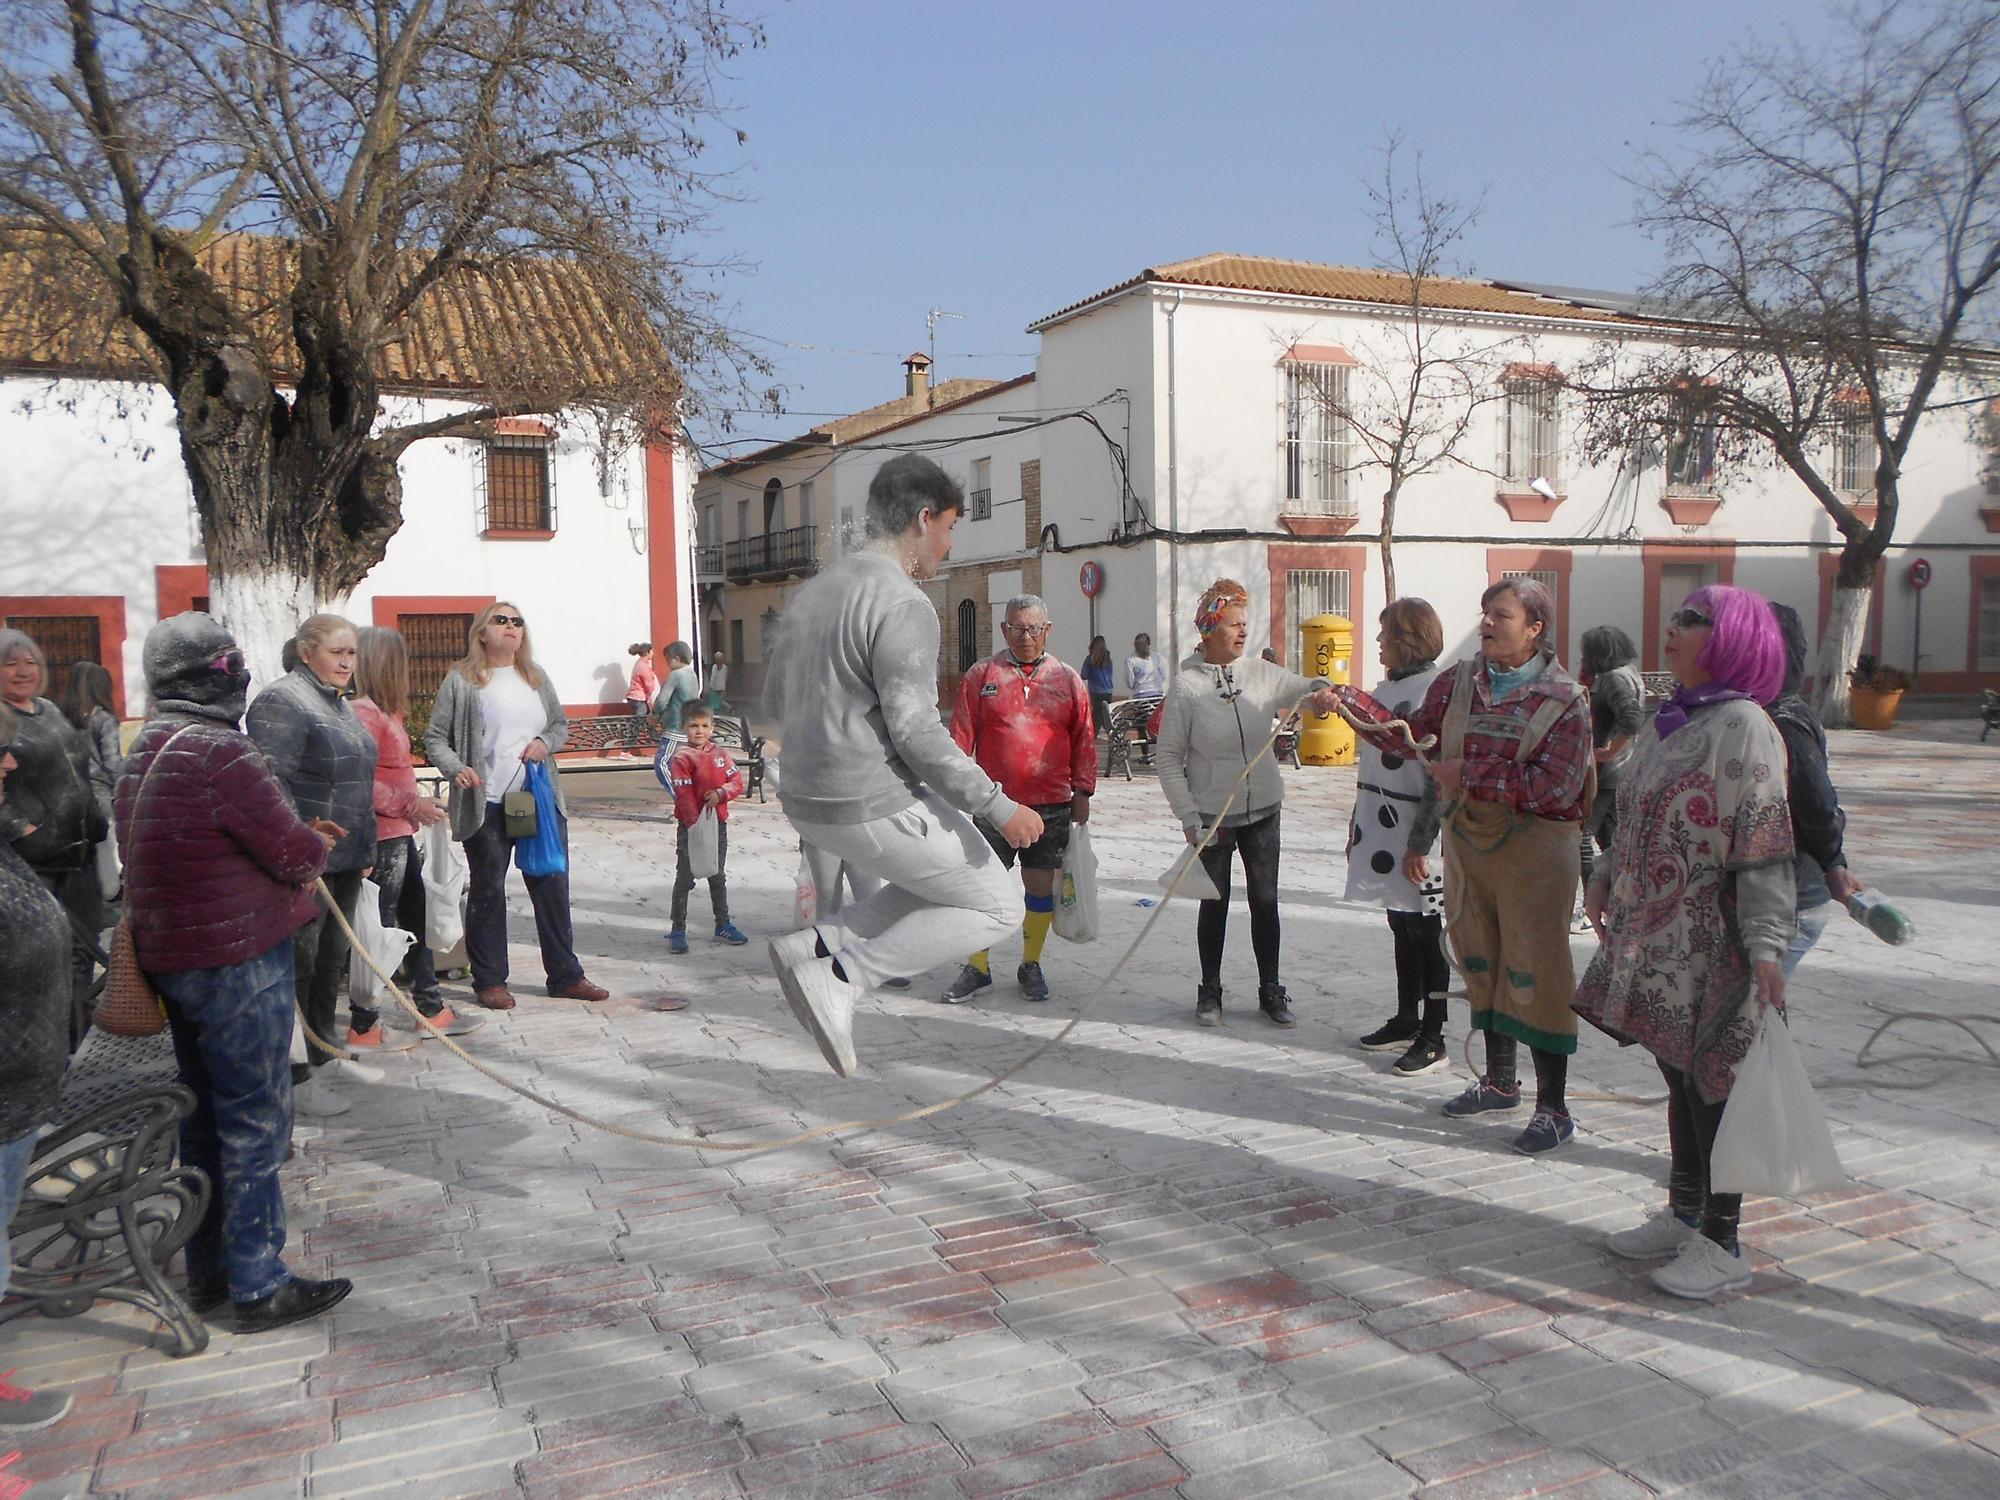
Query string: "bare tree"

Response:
xmin=0 ymin=0 xmax=769 ymax=677
xmin=1304 ymin=135 xmax=1521 ymax=601
xmin=1572 ymin=0 xmax=2000 ymax=724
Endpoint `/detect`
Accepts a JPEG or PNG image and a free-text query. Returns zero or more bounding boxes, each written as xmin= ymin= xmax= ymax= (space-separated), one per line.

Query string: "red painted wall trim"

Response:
xmin=1266 ymin=543 xmax=1368 ymax=669
xmin=1486 ymin=547 xmax=1574 ymax=667
xmin=370 ymin=594 xmax=496 ymax=630
xmin=1967 ymin=556 xmax=2000 ymax=675
xmin=155 ymin=564 xmax=210 ymax=620
xmin=645 ymin=435 xmax=682 ymax=658
xmin=0 ymin=594 xmax=129 ymax=715
xmin=1815 ymin=554 xmax=1886 ymax=663
xmin=1641 ymin=543 xmax=1736 ymax=671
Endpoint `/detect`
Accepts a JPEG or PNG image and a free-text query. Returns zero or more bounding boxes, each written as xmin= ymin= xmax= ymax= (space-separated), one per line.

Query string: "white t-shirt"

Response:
xmin=479 ymin=669 xmax=547 ymax=803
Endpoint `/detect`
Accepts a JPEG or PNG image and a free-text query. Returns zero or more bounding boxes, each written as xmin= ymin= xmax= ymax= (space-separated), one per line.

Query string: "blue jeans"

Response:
xmin=153 ymin=940 xmax=298 ymax=1303
xmin=1782 ymin=901 xmax=1835 ymax=979
xmin=1 ymin=1128 xmax=37 ymax=1302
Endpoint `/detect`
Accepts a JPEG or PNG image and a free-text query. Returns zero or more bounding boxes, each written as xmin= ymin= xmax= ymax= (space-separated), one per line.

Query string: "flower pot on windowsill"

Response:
xmin=1849 ymin=686 xmax=1903 ymax=730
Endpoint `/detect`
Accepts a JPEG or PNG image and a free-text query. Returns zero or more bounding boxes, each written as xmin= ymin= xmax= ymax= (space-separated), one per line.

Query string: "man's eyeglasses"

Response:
xmin=1669 ymin=608 xmax=1713 ymax=629
xmin=1000 ymin=621 xmax=1050 ymax=636
xmin=489 ymin=613 xmax=525 ymax=628
xmin=209 ymin=649 xmax=247 ymax=675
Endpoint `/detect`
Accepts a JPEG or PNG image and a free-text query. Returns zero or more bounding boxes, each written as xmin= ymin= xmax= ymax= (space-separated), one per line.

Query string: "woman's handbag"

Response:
xmin=501 ymin=759 xmax=539 ymax=840
xmin=1710 ymin=1005 xmax=1846 ymax=1198
xmin=93 ymin=725 xmax=198 ymax=1038
xmin=514 ymin=761 xmax=567 ymax=876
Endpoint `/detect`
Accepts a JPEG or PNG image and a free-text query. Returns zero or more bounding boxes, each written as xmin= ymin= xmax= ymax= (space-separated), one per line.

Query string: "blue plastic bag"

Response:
xmin=515 ymin=761 xmax=568 ymax=876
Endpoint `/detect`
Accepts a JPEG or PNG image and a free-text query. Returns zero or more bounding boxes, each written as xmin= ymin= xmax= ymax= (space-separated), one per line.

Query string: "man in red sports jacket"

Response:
xmin=940 ymin=593 xmax=1095 ymax=1004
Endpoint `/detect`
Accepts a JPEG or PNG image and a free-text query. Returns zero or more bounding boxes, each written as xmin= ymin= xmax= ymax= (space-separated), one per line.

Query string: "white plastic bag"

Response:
xmin=95 ymin=831 xmax=122 ymax=900
xmin=794 ymin=851 xmax=818 ymax=929
xmin=688 ymin=806 xmax=722 ymax=880
xmin=1053 ymin=825 xmax=1098 ymax=943
xmin=1159 ymin=842 xmax=1222 ymax=903
xmin=348 ymin=878 xmax=418 ymax=1010
xmin=421 ymin=817 xmax=467 ymax=954
xmin=1710 ymin=1007 xmax=1846 ymax=1198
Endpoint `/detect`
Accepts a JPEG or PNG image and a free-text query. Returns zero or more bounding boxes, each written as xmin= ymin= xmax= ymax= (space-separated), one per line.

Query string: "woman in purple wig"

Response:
xmin=1573 ymin=585 xmax=1797 ymax=1302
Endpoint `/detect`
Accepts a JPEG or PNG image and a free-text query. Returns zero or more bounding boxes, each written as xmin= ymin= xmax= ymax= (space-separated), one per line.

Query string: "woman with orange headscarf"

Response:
xmin=1156 ymin=579 xmax=1339 ymax=1028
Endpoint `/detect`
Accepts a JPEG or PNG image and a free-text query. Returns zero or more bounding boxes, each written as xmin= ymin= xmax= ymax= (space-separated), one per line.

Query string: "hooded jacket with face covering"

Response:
xmin=114 ymin=613 xmax=329 ymax=972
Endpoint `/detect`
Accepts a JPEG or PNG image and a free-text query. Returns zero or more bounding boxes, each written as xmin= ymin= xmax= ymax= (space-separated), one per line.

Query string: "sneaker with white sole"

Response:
xmin=1606 ymin=1208 xmax=1702 ymax=1261
xmin=938 ymin=964 xmax=992 ymax=1004
xmin=769 ymin=930 xmax=859 ymax=1075
xmin=325 ymin=1056 xmax=386 ymax=1086
xmin=0 ymin=1374 xmax=71 ymax=1431
xmin=292 ymin=1076 xmax=351 ymax=1118
xmin=1511 ymin=1108 xmax=1577 ymax=1155
xmin=1650 ymin=1234 xmax=1752 ymax=1300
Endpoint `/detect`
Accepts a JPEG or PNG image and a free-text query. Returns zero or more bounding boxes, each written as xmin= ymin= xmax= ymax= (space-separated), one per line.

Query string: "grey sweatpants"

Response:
xmin=788 ymin=789 xmax=1019 ymax=991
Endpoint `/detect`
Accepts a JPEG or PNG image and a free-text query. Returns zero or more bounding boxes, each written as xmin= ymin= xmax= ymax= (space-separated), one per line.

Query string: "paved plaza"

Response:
xmin=9 ymin=720 xmax=2000 ymax=1500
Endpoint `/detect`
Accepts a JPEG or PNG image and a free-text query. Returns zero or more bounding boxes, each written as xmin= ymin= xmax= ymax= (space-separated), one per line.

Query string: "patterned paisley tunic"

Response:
xmin=1572 ymin=699 xmax=1795 ymax=1103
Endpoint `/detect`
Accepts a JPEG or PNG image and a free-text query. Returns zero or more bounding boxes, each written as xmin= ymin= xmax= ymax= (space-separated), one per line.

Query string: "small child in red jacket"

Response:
xmin=666 ymin=705 xmax=749 ymax=952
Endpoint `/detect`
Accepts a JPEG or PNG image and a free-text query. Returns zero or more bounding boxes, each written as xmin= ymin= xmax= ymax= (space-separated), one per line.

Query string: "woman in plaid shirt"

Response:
xmin=1333 ymin=577 xmax=1593 ymax=1156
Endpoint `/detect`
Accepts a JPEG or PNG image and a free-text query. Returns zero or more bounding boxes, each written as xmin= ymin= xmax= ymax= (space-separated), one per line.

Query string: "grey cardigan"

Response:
xmin=423 ymin=666 xmax=570 ymax=841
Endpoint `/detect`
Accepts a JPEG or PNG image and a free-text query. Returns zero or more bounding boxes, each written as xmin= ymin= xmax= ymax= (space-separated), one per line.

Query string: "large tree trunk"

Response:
xmin=1813 ymin=581 xmax=1872 ymax=727
xmin=209 ymin=566 xmax=320 ymax=692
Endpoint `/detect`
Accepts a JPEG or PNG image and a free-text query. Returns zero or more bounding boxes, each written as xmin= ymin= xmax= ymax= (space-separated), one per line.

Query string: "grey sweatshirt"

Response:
xmin=763 ymin=548 xmax=1017 ymax=827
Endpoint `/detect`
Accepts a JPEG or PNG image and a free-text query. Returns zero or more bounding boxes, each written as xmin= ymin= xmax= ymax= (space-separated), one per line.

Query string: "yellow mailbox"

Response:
xmin=1298 ymin=613 xmax=1355 ymax=766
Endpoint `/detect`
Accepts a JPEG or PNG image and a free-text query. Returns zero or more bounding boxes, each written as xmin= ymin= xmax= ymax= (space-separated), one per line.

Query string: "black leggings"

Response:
xmin=1388 ymin=909 xmax=1449 ymax=1037
xmin=1661 ymin=1061 xmax=1743 ymax=1250
xmin=1483 ymin=1033 xmax=1570 ymax=1116
xmin=1196 ymin=811 xmax=1282 ymax=989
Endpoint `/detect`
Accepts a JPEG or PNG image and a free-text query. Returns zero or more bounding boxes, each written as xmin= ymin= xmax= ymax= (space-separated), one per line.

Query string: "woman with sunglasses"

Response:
xmin=247 ymin=613 xmax=381 ymax=1121
xmin=0 ymin=628 xmax=110 ymax=1038
xmin=1575 ymin=588 xmax=1795 ymax=1301
xmin=424 ymin=603 xmax=609 ymax=1009
xmin=1330 ymin=577 xmax=1594 ymax=1156
xmin=117 ymin=612 xmax=350 ymax=1333
xmin=1156 ymin=578 xmax=1341 ymax=1028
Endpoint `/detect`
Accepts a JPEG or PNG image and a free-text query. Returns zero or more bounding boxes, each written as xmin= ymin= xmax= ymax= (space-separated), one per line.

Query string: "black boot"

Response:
xmin=1195 ymin=981 xmax=1222 ymax=1027
xmin=1258 ymin=982 xmax=1297 ymax=1028
xmin=233 ymin=1275 xmax=353 ymax=1334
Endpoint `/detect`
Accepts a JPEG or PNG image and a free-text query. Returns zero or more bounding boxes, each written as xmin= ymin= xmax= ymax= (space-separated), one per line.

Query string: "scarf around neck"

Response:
xmin=1484 ymin=652 xmax=1547 ymax=703
xmin=1654 ymin=681 xmax=1752 ymax=738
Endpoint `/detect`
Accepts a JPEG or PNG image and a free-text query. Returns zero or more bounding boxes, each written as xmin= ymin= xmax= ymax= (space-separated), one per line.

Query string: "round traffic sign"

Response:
xmin=1078 ymin=561 xmax=1105 ymax=598
xmin=1907 ymin=557 xmax=1932 ymax=590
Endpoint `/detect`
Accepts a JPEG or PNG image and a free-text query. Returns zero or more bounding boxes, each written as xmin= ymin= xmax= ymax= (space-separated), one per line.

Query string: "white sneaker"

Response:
xmin=770 ymin=937 xmax=858 ymax=1077
xmin=326 ymin=1056 xmax=387 ymax=1086
xmin=1650 ymin=1234 xmax=1752 ymax=1300
xmin=768 ymin=929 xmax=821 ymax=1035
xmin=293 ymin=1076 xmax=352 ymax=1118
xmin=1606 ymin=1208 xmax=1701 ymax=1260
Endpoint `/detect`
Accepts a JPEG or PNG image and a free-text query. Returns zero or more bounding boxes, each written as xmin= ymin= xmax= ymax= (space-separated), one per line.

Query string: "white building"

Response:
xmin=0 ymin=240 xmax=696 ymax=730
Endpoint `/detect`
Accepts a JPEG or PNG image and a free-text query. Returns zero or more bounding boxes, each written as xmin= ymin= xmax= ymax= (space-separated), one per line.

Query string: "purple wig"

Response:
xmin=1684 ymin=584 xmax=1786 ymax=705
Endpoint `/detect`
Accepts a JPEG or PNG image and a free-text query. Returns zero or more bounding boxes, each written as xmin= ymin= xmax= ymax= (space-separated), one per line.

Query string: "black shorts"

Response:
xmin=976 ymin=801 xmax=1073 ymax=871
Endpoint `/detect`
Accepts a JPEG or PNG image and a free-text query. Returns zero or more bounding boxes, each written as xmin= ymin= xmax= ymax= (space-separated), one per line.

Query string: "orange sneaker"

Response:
xmin=345 ymin=1025 xmax=385 ymax=1048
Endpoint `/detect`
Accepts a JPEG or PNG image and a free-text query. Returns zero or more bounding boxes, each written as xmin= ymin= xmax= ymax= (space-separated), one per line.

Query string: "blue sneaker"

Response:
xmin=666 ymin=929 xmax=689 ymax=954
xmin=1512 ymin=1109 xmax=1577 ymax=1155
xmin=1441 ymin=1076 xmax=1523 ymax=1117
xmin=714 ymin=923 xmax=749 ymax=946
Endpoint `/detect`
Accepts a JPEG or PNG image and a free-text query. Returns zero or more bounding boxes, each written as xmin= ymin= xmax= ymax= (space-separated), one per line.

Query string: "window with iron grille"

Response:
xmin=1665 ymin=404 xmax=1719 ymax=492
xmin=399 ymin=613 xmax=474 ymax=700
xmin=1503 ymin=376 xmax=1561 ymax=484
xmin=957 ymin=598 xmax=980 ymax=674
xmin=480 ymin=434 xmax=555 ymax=533
xmin=1831 ymin=402 xmax=1876 ymax=495
xmin=2 ymin=614 xmax=99 ymax=701
xmin=969 ymin=457 xmax=992 ymax=521
xmin=1285 ymin=569 xmax=1350 ymax=669
xmin=1283 ymin=362 xmax=1354 ymax=514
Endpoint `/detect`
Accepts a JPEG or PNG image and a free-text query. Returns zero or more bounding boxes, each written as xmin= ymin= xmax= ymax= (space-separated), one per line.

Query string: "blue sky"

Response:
xmin=691 ymin=0 xmax=1830 ymax=443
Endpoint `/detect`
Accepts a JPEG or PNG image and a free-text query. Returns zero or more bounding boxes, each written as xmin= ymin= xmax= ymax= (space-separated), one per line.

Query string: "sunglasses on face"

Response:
xmin=209 ymin=649 xmax=247 ymax=675
xmin=1669 ymin=609 xmax=1713 ymax=629
xmin=488 ymin=613 xmax=525 ymax=628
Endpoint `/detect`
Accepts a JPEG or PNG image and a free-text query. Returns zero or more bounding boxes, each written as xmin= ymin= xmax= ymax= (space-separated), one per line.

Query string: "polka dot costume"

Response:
xmin=1343 ymin=665 xmax=1445 ymax=916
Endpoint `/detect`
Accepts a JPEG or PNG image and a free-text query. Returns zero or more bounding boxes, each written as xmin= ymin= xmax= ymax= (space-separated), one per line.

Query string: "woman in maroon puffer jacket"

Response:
xmin=114 ymin=611 xmax=352 ymax=1336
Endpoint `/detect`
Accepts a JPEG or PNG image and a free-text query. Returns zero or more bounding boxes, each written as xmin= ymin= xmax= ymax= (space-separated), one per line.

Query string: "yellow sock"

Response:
xmin=968 ymin=950 xmax=990 ymax=974
xmin=1021 ymin=909 xmax=1053 ymax=965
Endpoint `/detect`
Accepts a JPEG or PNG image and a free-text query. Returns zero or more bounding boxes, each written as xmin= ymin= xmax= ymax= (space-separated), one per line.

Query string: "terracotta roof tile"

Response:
xmin=0 ymin=228 xmax=669 ymax=397
xmin=1030 ymin=252 xmax=1641 ymax=329
xmin=702 ymin=375 xmax=1011 ymax=476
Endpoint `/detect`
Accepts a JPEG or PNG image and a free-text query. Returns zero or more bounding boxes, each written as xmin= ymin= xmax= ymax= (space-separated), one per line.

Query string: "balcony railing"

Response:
xmin=724 ymin=523 xmax=820 ymax=581
xmin=695 ymin=542 xmax=725 ymax=582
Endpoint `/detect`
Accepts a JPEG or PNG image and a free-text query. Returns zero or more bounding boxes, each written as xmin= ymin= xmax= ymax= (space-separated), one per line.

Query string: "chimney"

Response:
xmin=903 ymin=351 xmax=933 ymax=401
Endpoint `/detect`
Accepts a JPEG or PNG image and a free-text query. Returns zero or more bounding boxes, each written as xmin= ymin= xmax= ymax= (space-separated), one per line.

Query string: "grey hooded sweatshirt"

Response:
xmin=763 ymin=548 xmax=1017 ymax=828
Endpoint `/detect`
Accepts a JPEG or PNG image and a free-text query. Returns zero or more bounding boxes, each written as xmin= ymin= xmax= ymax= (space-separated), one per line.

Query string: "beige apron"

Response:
xmin=1437 ymin=660 xmax=1589 ymax=1055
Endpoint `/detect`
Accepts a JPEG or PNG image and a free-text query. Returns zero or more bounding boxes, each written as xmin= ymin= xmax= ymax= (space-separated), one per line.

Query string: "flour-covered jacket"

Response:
xmin=1157 ymin=655 xmax=1316 ymax=832
xmin=1344 ymin=661 xmax=1445 ymax=914
xmin=245 ymin=666 xmax=379 ymax=874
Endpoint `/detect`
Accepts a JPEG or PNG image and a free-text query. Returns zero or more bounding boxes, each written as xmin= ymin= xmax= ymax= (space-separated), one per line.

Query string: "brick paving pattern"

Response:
xmin=7 ymin=720 xmax=1998 ymax=1498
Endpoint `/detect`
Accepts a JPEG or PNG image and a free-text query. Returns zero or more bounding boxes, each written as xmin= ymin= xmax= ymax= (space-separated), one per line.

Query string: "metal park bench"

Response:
xmin=710 ymin=713 xmax=768 ymax=802
xmin=1104 ymin=698 xmax=1161 ymax=781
